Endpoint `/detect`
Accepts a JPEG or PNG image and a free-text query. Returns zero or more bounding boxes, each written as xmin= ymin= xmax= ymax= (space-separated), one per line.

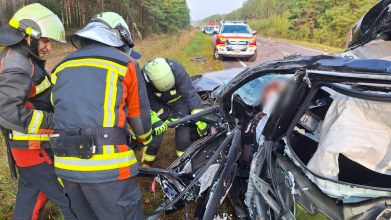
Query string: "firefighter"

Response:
xmin=141 ymin=58 xmax=208 ymax=167
xmin=50 ymin=12 xmax=165 ymax=219
xmin=0 ymin=4 xmax=76 ymax=220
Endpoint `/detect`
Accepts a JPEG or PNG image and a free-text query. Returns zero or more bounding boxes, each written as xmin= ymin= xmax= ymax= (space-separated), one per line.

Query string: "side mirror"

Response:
xmin=252 ymin=30 xmax=257 ymax=35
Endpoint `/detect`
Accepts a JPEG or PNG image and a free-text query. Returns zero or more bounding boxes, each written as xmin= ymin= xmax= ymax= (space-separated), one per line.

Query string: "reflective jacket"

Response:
xmin=143 ymin=60 xmax=204 ymax=120
xmin=51 ymin=43 xmax=152 ymax=183
xmin=0 ymin=42 xmax=54 ymax=167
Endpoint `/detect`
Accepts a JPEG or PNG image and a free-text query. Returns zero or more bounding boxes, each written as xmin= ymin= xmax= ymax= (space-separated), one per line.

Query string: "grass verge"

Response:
xmin=137 ymin=28 xmax=224 ymax=75
xmin=0 ymin=27 xmax=226 ymax=220
xmin=259 ymin=35 xmax=345 ymax=54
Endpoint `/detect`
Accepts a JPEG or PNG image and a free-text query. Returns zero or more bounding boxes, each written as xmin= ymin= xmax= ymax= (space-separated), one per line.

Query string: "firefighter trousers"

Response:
xmin=14 ymin=162 xmax=76 ymax=220
xmin=62 ymin=177 xmax=144 ymax=220
xmin=143 ymin=100 xmax=191 ymax=165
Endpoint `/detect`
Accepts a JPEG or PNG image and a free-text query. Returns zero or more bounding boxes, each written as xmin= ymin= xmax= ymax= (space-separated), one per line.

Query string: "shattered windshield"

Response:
xmin=213 ymin=74 xmax=290 ymax=106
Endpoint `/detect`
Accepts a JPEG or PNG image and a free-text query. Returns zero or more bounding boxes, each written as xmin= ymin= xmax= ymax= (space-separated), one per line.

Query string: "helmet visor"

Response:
xmin=37 ymin=14 xmax=66 ymax=43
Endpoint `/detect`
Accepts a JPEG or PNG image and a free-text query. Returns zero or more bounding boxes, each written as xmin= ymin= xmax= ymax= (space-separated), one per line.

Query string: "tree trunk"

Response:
xmin=131 ymin=0 xmax=134 ymax=38
xmin=79 ymin=2 xmax=83 ymax=27
xmin=60 ymin=0 xmax=65 ymax=25
xmin=120 ymin=0 xmax=122 ymax=16
xmin=10 ymin=0 xmax=17 ymax=13
xmin=0 ymin=0 xmax=5 ymax=26
xmin=71 ymin=0 xmax=77 ymax=27
xmin=101 ymin=0 xmax=104 ymax=12
xmin=84 ymin=0 xmax=89 ymax=22
xmin=310 ymin=10 xmax=316 ymax=40
xmin=140 ymin=0 xmax=143 ymax=37
xmin=126 ymin=0 xmax=130 ymax=24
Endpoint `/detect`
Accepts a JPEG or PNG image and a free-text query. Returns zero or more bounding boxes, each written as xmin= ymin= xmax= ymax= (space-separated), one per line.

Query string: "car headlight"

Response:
xmin=219 ymin=38 xmax=226 ymax=43
xmin=249 ymin=38 xmax=255 ymax=44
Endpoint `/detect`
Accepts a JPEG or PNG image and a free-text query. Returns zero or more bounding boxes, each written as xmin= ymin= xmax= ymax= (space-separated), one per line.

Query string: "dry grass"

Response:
xmin=0 ymin=27 xmax=228 ymax=220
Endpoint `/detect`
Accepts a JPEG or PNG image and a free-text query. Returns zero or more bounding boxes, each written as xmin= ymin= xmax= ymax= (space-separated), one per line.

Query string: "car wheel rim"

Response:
xmin=215 ymin=51 xmax=219 ymax=59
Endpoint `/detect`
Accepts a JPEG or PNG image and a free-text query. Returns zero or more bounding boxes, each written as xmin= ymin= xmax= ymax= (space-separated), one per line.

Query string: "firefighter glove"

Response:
xmin=151 ymin=111 xmax=167 ymax=136
xmin=196 ymin=121 xmax=208 ymax=137
xmin=131 ymin=135 xmax=152 ymax=151
xmin=164 ymin=117 xmax=178 ymax=124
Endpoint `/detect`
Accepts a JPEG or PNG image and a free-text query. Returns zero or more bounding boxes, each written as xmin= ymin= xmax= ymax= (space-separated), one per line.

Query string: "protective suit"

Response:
xmin=0 ymin=4 xmax=75 ymax=220
xmin=50 ymin=12 xmax=156 ymax=220
xmin=141 ymin=58 xmax=206 ymax=166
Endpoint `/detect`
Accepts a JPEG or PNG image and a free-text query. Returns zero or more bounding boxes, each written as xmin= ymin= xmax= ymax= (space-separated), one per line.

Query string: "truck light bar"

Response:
xmin=221 ymin=21 xmax=247 ymax=24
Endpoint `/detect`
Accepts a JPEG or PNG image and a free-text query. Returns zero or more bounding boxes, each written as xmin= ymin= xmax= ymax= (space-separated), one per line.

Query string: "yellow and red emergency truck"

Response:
xmin=214 ymin=21 xmax=258 ymax=62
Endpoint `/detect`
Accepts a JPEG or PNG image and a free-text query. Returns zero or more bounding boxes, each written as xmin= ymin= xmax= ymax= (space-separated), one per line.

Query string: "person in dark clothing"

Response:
xmin=141 ymin=58 xmax=208 ymax=167
xmin=51 ymin=12 xmax=165 ymax=220
xmin=0 ymin=3 xmax=76 ymax=220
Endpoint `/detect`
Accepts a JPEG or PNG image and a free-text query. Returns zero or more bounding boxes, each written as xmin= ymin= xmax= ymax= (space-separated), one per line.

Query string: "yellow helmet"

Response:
xmin=144 ymin=58 xmax=176 ymax=91
xmin=0 ymin=3 xmax=66 ymax=46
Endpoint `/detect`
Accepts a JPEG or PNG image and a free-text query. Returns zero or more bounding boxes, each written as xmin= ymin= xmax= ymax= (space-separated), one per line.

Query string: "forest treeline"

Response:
xmin=200 ymin=0 xmax=379 ymax=48
xmin=0 ymin=0 xmax=190 ymax=39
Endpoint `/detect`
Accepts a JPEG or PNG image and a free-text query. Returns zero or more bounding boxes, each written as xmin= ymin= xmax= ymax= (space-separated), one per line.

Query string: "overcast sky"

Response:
xmin=187 ymin=0 xmax=246 ymax=21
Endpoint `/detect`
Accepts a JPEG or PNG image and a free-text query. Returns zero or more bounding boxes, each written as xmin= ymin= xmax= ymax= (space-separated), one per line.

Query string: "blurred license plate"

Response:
xmin=232 ymin=46 xmax=243 ymax=50
xmin=234 ymin=49 xmax=241 ymax=53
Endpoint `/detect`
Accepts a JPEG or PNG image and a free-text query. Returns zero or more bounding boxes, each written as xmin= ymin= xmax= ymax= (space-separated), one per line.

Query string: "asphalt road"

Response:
xmin=209 ymin=34 xmax=324 ymax=69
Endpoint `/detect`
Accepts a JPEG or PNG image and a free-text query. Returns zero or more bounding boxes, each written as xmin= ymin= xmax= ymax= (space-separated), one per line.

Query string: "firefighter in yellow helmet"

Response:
xmin=50 ymin=12 xmax=166 ymax=219
xmin=0 ymin=4 xmax=76 ymax=220
xmin=141 ymin=58 xmax=208 ymax=167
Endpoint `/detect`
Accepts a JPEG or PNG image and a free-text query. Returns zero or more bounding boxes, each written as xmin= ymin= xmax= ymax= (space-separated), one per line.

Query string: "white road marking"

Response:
xmin=237 ymin=58 xmax=247 ymax=67
xmin=282 ymin=52 xmax=288 ymax=55
xmin=288 ymin=44 xmax=323 ymax=53
xmin=257 ymin=43 xmax=261 ymax=46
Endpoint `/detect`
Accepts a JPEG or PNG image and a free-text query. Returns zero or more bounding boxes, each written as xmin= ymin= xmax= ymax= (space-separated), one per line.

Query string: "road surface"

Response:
xmin=210 ymin=35 xmax=324 ymax=69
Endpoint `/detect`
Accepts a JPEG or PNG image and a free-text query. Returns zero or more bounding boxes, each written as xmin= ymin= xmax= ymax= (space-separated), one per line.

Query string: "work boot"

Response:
xmin=141 ymin=164 xmax=151 ymax=168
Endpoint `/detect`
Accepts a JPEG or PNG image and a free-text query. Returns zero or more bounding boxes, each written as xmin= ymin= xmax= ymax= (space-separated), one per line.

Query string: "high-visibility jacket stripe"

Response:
xmin=55 ymin=153 xmax=136 ymax=165
xmin=28 ymin=111 xmax=44 ymax=134
xmin=177 ymin=150 xmax=184 ymax=157
xmin=167 ymin=95 xmax=181 ymax=104
xmin=103 ymin=70 xmax=118 ymax=127
xmin=191 ymin=109 xmax=204 ymax=115
xmin=54 ymin=151 xmax=137 ymax=171
xmin=54 ymin=158 xmax=137 ymax=171
xmin=12 ymin=131 xmax=50 ymax=141
xmin=51 ymin=75 xmax=57 ymax=85
xmin=157 ymin=108 xmax=164 ymax=116
xmin=35 ymin=76 xmax=51 ymax=95
xmin=103 ymin=145 xmax=115 ymax=154
xmin=53 ymin=59 xmax=127 ymax=76
xmin=136 ymin=129 xmax=152 ymax=139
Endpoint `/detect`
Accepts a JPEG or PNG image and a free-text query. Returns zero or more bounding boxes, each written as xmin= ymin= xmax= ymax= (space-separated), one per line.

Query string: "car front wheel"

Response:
xmin=214 ymin=47 xmax=223 ymax=61
xmin=246 ymin=50 xmax=257 ymax=62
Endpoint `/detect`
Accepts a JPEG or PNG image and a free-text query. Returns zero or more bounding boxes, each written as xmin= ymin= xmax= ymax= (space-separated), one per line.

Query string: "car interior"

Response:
xmin=287 ymin=85 xmax=391 ymax=188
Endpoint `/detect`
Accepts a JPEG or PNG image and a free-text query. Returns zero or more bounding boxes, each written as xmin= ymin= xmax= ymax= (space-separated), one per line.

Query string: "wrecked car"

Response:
xmin=226 ymin=56 xmax=391 ymax=220
xmin=140 ymin=55 xmax=391 ymax=220
xmin=139 ymin=4 xmax=391 ymax=217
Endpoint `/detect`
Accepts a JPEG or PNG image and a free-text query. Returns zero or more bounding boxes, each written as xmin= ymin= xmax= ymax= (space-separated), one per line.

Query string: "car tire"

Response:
xmin=246 ymin=50 xmax=257 ymax=62
xmin=214 ymin=47 xmax=223 ymax=61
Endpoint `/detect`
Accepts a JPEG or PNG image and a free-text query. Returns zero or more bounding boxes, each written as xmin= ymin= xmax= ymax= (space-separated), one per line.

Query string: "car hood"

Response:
xmin=191 ymin=68 xmax=246 ymax=92
xmin=219 ymin=33 xmax=253 ymax=40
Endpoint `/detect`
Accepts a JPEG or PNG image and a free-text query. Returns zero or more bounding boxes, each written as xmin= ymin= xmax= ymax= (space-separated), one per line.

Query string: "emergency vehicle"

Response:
xmin=214 ymin=21 xmax=257 ymax=62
